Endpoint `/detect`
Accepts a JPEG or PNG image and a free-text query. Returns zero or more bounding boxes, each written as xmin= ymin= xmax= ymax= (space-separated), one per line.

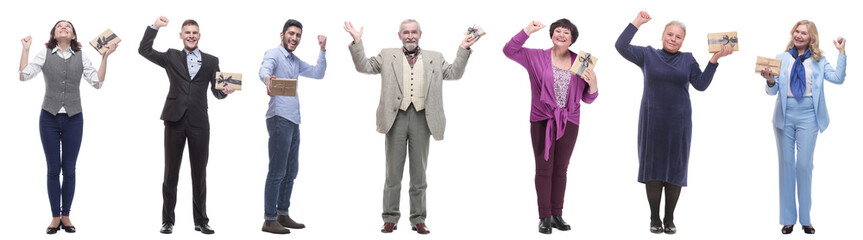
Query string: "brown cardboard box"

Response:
xmin=465 ymin=25 xmax=486 ymax=41
xmin=271 ymin=78 xmax=297 ymax=97
xmin=215 ymin=72 xmax=242 ymax=90
xmin=89 ymin=29 xmax=121 ymax=55
xmin=755 ymin=56 xmax=782 ymax=74
xmin=569 ymin=51 xmax=598 ymax=78
xmin=707 ymin=32 xmax=739 ymax=53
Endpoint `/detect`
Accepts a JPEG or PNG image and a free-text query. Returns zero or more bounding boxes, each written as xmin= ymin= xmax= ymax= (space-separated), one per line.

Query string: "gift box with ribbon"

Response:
xmin=271 ymin=78 xmax=297 ymax=97
xmin=215 ymin=72 xmax=242 ymax=90
xmin=755 ymin=56 xmax=781 ymax=74
xmin=464 ymin=25 xmax=485 ymax=42
xmin=89 ymin=29 xmax=121 ymax=55
xmin=569 ymin=51 xmax=597 ymax=79
xmin=707 ymin=32 xmax=739 ymax=53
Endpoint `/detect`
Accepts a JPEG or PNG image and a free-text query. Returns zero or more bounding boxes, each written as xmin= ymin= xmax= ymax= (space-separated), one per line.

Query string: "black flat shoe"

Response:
xmin=663 ymin=221 xmax=676 ymax=234
xmin=802 ymin=225 xmax=815 ymax=234
xmin=195 ymin=223 xmax=215 ymax=234
xmin=550 ymin=215 xmax=571 ymax=231
xmin=46 ymin=224 xmax=60 ymax=235
xmin=781 ymin=225 xmax=793 ymax=234
xmin=538 ymin=217 xmax=552 ymax=234
xmin=59 ymin=221 xmax=76 ymax=233
xmin=650 ymin=219 xmax=663 ymax=234
xmin=160 ymin=222 xmax=173 ymax=234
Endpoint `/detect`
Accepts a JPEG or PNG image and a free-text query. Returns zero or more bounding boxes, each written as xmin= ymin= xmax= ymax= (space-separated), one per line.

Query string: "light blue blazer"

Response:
xmin=766 ymin=53 xmax=846 ymax=133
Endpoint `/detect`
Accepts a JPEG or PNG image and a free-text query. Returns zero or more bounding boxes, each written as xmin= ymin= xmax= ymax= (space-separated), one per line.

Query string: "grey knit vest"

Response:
xmin=41 ymin=48 xmax=84 ymax=116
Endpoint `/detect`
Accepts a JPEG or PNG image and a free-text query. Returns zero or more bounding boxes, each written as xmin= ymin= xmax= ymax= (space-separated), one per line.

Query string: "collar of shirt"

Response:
xmin=402 ymin=46 xmax=421 ymax=66
xmin=51 ymin=46 xmax=76 ymax=57
xmin=277 ymin=45 xmax=295 ymax=60
xmin=184 ymin=48 xmax=201 ymax=57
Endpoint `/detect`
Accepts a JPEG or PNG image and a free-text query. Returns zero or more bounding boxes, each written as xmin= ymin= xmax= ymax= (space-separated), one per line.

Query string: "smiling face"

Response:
xmin=792 ymin=24 xmax=811 ymax=50
xmin=551 ymin=26 xmax=572 ymax=48
xmin=52 ymin=21 xmax=76 ymax=42
xmin=179 ymin=25 xmax=200 ymax=51
xmin=399 ymin=22 xmax=421 ymax=51
xmin=281 ymin=26 xmax=302 ymax=52
xmin=662 ymin=24 xmax=685 ymax=53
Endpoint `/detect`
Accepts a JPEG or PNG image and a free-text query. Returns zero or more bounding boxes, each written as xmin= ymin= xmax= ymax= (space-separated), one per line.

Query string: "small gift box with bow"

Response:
xmin=755 ymin=56 xmax=781 ymax=74
xmin=89 ymin=29 xmax=121 ymax=55
xmin=271 ymin=78 xmax=297 ymax=97
xmin=569 ymin=51 xmax=598 ymax=79
xmin=707 ymin=32 xmax=739 ymax=53
xmin=215 ymin=72 xmax=242 ymax=90
xmin=464 ymin=25 xmax=485 ymax=41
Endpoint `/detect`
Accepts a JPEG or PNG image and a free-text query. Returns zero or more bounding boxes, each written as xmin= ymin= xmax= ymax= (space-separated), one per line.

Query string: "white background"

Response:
xmin=1 ymin=0 xmax=859 ymax=239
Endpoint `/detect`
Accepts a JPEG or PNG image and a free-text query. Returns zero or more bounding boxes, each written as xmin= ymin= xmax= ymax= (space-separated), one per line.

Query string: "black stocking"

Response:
xmin=664 ymin=183 xmax=682 ymax=225
xmin=645 ymin=181 xmax=664 ymax=224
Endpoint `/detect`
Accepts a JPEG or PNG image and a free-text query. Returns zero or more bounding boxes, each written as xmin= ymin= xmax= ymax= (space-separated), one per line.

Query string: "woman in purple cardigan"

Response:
xmin=503 ymin=19 xmax=598 ymax=234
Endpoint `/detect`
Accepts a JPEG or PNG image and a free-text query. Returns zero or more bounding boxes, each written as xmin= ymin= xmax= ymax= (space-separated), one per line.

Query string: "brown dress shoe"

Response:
xmin=262 ymin=220 xmax=290 ymax=234
xmin=412 ymin=223 xmax=430 ymax=234
xmin=277 ymin=215 xmax=305 ymax=229
xmin=381 ymin=222 xmax=397 ymax=233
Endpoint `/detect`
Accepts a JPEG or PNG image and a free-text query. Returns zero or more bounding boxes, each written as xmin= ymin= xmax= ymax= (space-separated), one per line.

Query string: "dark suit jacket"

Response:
xmin=139 ymin=27 xmax=227 ymax=128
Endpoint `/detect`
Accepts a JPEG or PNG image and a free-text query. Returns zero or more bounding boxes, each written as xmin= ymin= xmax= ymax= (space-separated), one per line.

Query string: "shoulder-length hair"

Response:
xmin=785 ymin=20 xmax=822 ymax=61
xmin=45 ymin=20 xmax=81 ymax=52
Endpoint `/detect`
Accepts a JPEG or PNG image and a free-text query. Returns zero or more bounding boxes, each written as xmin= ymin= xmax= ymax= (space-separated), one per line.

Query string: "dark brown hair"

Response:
xmin=45 ymin=20 xmax=81 ymax=51
xmin=549 ymin=18 xmax=578 ymax=46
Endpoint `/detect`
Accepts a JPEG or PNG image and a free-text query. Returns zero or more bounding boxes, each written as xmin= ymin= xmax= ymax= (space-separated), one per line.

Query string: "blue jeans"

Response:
xmin=39 ymin=110 xmax=83 ymax=217
xmin=264 ymin=116 xmax=300 ymax=220
xmin=775 ymin=97 xmax=818 ymax=226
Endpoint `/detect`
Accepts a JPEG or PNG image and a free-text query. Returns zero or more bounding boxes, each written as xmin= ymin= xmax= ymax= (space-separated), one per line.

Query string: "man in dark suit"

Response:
xmin=139 ymin=16 xmax=235 ymax=235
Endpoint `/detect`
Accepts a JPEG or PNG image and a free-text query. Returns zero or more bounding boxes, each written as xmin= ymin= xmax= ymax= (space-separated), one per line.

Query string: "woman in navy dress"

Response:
xmin=615 ymin=11 xmax=733 ymax=234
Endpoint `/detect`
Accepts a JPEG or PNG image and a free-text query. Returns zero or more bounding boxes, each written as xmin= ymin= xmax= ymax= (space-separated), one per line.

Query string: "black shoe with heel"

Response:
xmin=802 ymin=225 xmax=815 ymax=234
xmin=46 ymin=223 xmax=61 ymax=235
xmin=781 ymin=225 xmax=794 ymax=234
xmin=663 ymin=220 xmax=676 ymax=234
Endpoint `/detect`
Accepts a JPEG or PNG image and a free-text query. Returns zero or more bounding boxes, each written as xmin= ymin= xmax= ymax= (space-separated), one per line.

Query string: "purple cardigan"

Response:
xmin=503 ymin=30 xmax=599 ymax=160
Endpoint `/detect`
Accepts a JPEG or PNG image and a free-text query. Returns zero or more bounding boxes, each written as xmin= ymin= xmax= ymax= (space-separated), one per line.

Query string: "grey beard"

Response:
xmin=403 ymin=43 xmax=418 ymax=52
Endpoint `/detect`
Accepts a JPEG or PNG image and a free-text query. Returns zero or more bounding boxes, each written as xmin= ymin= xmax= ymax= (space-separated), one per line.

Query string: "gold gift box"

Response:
xmin=755 ymin=56 xmax=781 ymax=74
xmin=707 ymin=31 xmax=739 ymax=53
xmin=464 ymin=25 xmax=486 ymax=41
xmin=89 ymin=29 xmax=121 ymax=55
xmin=569 ymin=51 xmax=597 ymax=78
xmin=215 ymin=72 xmax=242 ymax=90
xmin=271 ymin=78 xmax=297 ymax=97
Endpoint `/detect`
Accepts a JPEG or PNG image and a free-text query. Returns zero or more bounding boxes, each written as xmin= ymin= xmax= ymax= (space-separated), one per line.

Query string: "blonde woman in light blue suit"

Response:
xmin=760 ymin=20 xmax=846 ymax=235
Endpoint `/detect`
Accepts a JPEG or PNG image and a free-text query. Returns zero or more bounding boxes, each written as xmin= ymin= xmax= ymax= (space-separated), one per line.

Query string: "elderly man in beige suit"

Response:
xmin=344 ymin=19 xmax=480 ymax=235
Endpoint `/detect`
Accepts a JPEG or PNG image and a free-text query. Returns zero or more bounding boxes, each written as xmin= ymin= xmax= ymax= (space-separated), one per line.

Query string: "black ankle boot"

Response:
xmin=551 ymin=215 xmax=571 ymax=231
xmin=538 ymin=217 xmax=552 ymax=234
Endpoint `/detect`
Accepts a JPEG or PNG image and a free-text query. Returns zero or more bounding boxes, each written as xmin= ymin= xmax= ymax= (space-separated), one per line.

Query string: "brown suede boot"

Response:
xmin=278 ymin=215 xmax=306 ymax=229
xmin=262 ymin=220 xmax=290 ymax=234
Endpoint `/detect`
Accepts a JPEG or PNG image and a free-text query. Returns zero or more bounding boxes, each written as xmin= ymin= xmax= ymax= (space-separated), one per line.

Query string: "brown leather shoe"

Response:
xmin=381 ymin=222 xmax=397 ymax=233
xmin=412 ymin=223 xmax=430 ymax=234
xmin=277 ymin=215 xmax=305 ymax=229
xmin=261 ymin=220 xmax=290 ymax=234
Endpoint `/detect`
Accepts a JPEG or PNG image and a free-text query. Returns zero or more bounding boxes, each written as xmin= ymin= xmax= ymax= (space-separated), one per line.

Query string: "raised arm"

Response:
xmin=298 ymin=35 xmax=327 ymax=79
xmin=18 ymin=35 xmax=33 ymax=81
xmin=503 ymin=21 xmax=544 ymax=68
xmin=616 ymin=11 xmax=651 ymax=66
xmin=824 ymin=37 xmax=847 ymax=84
xmin=345 ymin=22 xmax=384 ymax=74
xmin=139 ymin=16 xmax=170 ymax=67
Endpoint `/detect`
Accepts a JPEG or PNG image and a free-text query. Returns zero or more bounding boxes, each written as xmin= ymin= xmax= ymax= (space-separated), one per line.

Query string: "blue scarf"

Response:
xmin=788 ymin=48 xmax=810 ymax=100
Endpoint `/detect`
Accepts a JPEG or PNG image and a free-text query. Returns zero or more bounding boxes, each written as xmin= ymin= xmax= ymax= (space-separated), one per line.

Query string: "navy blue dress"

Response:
xmin=615 ymin=23 xmax=718 ymax=187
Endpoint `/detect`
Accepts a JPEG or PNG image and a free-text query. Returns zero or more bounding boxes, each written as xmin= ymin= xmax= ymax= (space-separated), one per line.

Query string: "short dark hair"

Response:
xmin=549 ymin=18 xmax=579 ymax=46
xmin=282 ymin=19 xmax=303 ymax=33
xmin=181 ymin=19 xmax=199 ymax=29
xmin=45 ymin=20 xmax=81 ymax=51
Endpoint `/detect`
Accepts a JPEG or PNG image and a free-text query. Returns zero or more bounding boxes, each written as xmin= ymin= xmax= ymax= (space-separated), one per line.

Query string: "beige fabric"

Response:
xmin=400 ymin=54 xmax=426 ymax=111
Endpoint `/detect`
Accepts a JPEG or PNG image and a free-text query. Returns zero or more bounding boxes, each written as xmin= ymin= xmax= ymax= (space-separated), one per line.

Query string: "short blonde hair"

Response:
xmin=785 ymin=20 xmax=822 ymax=61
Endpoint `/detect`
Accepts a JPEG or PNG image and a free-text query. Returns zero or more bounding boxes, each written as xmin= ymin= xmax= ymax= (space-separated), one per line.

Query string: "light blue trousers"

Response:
xmin=774 ymin=97 xmax=817 ymax=226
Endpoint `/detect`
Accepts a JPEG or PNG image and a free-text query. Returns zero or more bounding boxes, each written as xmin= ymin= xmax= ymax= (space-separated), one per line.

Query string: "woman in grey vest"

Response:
xmin=18 ymin=20 xmax=117 ymax=235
